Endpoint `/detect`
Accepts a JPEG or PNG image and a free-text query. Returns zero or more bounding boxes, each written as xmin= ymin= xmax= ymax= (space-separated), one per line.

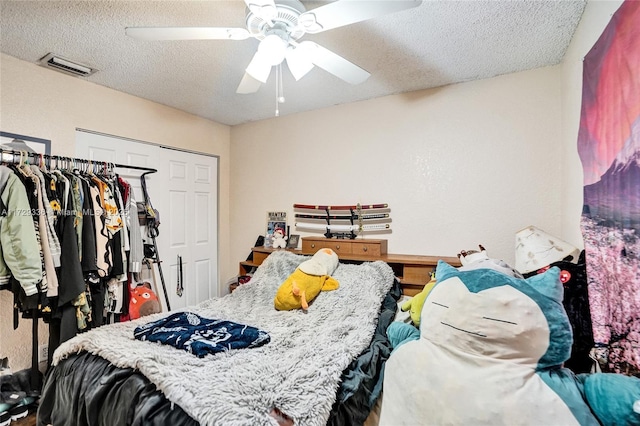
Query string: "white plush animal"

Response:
xmin=458 ymin=244 xmax=523 ymax=278
xmin=271 ymin=227 xmax=288 ymax=249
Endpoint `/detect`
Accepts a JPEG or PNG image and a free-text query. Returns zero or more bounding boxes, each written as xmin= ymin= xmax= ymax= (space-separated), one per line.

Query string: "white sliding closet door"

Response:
xmin=75 ymin=130 xmax=219 ymax=311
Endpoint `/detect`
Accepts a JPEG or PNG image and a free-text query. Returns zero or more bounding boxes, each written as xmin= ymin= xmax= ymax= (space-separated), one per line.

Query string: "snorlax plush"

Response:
xmin=380 ymin=260 xmax=640 ymax=425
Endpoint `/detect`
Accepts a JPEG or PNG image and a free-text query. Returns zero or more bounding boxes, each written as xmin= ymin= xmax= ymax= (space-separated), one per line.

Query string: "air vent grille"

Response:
xmin=39 ymin=53 xmax=96 ymax=77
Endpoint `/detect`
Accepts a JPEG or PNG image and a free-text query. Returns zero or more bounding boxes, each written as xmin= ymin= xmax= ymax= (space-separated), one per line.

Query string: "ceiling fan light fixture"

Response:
xmin=259 ymin=34 xmax=288 ymax=66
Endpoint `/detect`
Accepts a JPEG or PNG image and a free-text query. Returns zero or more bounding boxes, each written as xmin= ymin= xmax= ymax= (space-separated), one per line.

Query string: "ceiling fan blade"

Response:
xmin=298 ymin=41 xmax=370 ymax=85
xmin=244 ymin=50 xmax=273 ymax=83
xmin=297 ymin=0 xmax=422 ymax=34
xmin=244 ymin=0 xmax=277 ymax=22
xmin=285 ymin=46 xmax=314 ymax=81
xmin=125 ymin=27 xmax=250 ymax=41
xmin=236 ymin=73 xmax=263 ymax=94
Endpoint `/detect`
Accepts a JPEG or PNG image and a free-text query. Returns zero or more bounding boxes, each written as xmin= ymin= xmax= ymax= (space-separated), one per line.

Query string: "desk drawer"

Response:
xmin=403 ymin=265 xmax=434 ymax=284
xmin=351 ymin=241 xmax=383 ymax=257
xmin=302 ymin=239 xmax=352 ymax=254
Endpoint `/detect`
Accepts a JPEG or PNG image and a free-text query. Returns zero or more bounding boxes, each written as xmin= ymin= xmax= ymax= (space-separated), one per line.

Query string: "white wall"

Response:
xmin=231 ymin=65 xmax=564 ymax=269
xmin=0 ymin=53 xmax=231 ymax=371
xmin=560 ymin=0 xmax=624 ymax=246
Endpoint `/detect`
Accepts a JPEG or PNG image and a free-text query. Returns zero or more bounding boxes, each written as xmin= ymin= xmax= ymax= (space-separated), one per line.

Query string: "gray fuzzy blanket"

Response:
xmin=53 ymin=251 xmax=394 ymax=426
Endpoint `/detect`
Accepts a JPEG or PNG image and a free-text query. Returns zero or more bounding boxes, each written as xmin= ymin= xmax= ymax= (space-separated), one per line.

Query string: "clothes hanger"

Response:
xmin=14 ymin=151 xmax=29 ymax=176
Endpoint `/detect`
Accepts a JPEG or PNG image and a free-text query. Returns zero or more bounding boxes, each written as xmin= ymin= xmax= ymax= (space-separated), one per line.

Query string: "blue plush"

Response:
xmin=581 ymin=373 xmax=640 ymax=426
xmin=387 ymin=321 xmax=420 ymax=352
xmin=380 ymin=260 xmax=640 ymax=425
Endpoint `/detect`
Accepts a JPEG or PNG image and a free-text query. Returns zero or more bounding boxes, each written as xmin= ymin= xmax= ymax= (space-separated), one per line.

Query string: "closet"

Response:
xmin=0 ymin=147 xmax=161 ymax=390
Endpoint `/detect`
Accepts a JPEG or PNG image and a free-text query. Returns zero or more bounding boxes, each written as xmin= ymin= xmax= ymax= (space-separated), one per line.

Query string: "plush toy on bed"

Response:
xmin=458 ymin=244 xmax=524 ymax=277
xmin=399 ymin=245 xmax=522 ymax=329
xmin=381 ymin=260 xmax=640 ymax=425
xmin=274 ymin=248 xmax=340 ymax=311
xmin=400 ymin=274 xmax=436 ymax=328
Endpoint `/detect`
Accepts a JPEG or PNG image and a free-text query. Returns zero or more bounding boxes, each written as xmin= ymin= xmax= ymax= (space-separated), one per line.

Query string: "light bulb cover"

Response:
xmin=259 ymin=34 xmax=288 ymax=66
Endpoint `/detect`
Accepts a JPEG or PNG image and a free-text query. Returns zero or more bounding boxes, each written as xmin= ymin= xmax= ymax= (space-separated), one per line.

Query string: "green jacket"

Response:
xmin=0 ymin=165 xmax=42 ymax=296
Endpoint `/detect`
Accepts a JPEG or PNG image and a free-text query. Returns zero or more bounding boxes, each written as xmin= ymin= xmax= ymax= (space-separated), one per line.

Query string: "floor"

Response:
xmin=12 ymin=412 xmax=37 ymax=426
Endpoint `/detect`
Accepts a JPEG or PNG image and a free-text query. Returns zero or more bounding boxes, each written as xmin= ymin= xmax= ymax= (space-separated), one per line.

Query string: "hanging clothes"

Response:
xmin=0 ymin=165 xmax=42 ymax=298
xmin=1 ymin=149 xmax=160 ymax=388
xmin=79 ymin=177 xmax=97 ymax=274
xmin=30 ymin=166 xmax=59 ymax=298
xmin=2 ymin=150 xmax=158 ymax=357
xmin=30 ymin=166 xmax=61 ymax=267
xmin=120 ymin=178 xmax=144 ymax=274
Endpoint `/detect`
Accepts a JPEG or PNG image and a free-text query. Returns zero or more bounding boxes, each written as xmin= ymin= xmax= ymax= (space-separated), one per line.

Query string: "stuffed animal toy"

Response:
xmin=400 ymin=275 xmax=436 ymax=328
xmin=272 ymin=227 xmax=288 ymax=249
xmin=401 ymin=246 xmax=522 ymax=329
xmin=274 ymin=248 xmax=340 ymax=311
xmin=129 ymin=282 xmax=161 ymax=319
xmin=380 ymin=261 xmax=640 ymax=425
xmin=458 ymin=244 xmax=524 ymax=278
xmin=457 ymin=244 xmax=489 ymax=265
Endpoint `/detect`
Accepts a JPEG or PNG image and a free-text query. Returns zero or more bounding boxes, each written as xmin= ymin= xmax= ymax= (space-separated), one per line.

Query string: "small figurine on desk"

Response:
xmin=271 ymin=227 xmax=288 ymax=249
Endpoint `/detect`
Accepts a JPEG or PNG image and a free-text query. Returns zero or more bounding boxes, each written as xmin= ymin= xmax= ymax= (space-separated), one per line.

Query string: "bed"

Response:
xmin=37 ymin=250 xmax=400 ymax=426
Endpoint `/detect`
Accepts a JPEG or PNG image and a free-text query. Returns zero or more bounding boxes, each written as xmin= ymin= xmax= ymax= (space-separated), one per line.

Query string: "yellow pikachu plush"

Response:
xmin=274 ymin=248 xmax=340 ymax=311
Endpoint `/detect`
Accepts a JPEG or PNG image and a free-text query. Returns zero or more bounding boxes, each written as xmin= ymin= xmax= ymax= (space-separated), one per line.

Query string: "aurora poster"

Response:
xmin=578 ymin=0 xmax=640 ymax=374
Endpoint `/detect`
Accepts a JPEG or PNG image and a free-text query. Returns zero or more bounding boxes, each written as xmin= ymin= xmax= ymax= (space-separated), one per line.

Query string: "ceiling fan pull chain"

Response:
xmin=275 ymin=63 xmax=285 ymax=117
xmin=278 ymin=63 xmax=285 ymax=104
xmin=275 ymin=65 xmax=279 ymax=117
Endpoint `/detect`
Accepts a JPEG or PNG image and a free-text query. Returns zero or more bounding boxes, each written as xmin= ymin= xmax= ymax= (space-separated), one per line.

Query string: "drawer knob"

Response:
xmin=336 ymin=245 xmax=340 ymax=250
xmin=363 ymin=247 xmax=368 ymax=252
xmin=311 ymin=243 xmax=315 ymax=248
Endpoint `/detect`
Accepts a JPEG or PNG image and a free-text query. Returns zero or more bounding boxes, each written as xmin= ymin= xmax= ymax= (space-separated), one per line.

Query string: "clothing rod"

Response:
xmin=0 ymin=148 xmax=157 ymax=174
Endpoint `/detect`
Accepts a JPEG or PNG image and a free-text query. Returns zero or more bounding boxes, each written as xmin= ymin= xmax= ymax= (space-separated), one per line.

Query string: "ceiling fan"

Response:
xmin=126 ymin=0 xmax=422 ymax=94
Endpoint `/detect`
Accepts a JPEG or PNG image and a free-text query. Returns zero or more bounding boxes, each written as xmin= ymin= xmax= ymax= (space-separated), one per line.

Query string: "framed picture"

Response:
xmin=286 ymin=234 xmax=300 ymax=249
xmin=265 ymin=211 xmax=287 ymax=248
xmin=0 ymin=131 xmax=51 ymax=156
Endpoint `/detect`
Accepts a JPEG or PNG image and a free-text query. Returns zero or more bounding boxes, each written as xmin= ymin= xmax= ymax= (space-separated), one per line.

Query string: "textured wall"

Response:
xmin=0 ymin=54 xmax=231 ymax=371
xmin=231 ymin=65 xmax=565 ymax=271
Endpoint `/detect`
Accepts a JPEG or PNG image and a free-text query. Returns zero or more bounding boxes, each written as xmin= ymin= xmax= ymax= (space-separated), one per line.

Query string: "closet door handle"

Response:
xmin=177 ymin=255 xmax=184 ymax=297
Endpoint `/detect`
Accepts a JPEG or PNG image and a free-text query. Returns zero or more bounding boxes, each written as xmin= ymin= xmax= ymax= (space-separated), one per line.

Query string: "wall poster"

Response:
xmin=577 ymin=0 xmax=640 ymax=374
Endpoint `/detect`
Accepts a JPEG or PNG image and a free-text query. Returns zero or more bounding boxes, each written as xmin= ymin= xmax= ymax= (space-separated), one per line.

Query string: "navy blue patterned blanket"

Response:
xmin=133 ymin=311 xmax=270 ymax=357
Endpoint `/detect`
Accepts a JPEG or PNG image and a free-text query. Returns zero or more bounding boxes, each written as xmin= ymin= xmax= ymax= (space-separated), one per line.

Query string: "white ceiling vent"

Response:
xmin=39 ymin=53 xmax=96 ymax=77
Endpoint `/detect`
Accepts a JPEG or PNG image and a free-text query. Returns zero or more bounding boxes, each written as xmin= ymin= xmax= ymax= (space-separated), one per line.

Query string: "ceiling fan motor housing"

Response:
xmin=246 ymin=0 xmax=306 ymax=41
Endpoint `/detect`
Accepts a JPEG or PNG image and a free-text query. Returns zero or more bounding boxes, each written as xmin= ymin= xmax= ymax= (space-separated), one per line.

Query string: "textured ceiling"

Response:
xmin=0 ymin=0 xmax=586 ymax=126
